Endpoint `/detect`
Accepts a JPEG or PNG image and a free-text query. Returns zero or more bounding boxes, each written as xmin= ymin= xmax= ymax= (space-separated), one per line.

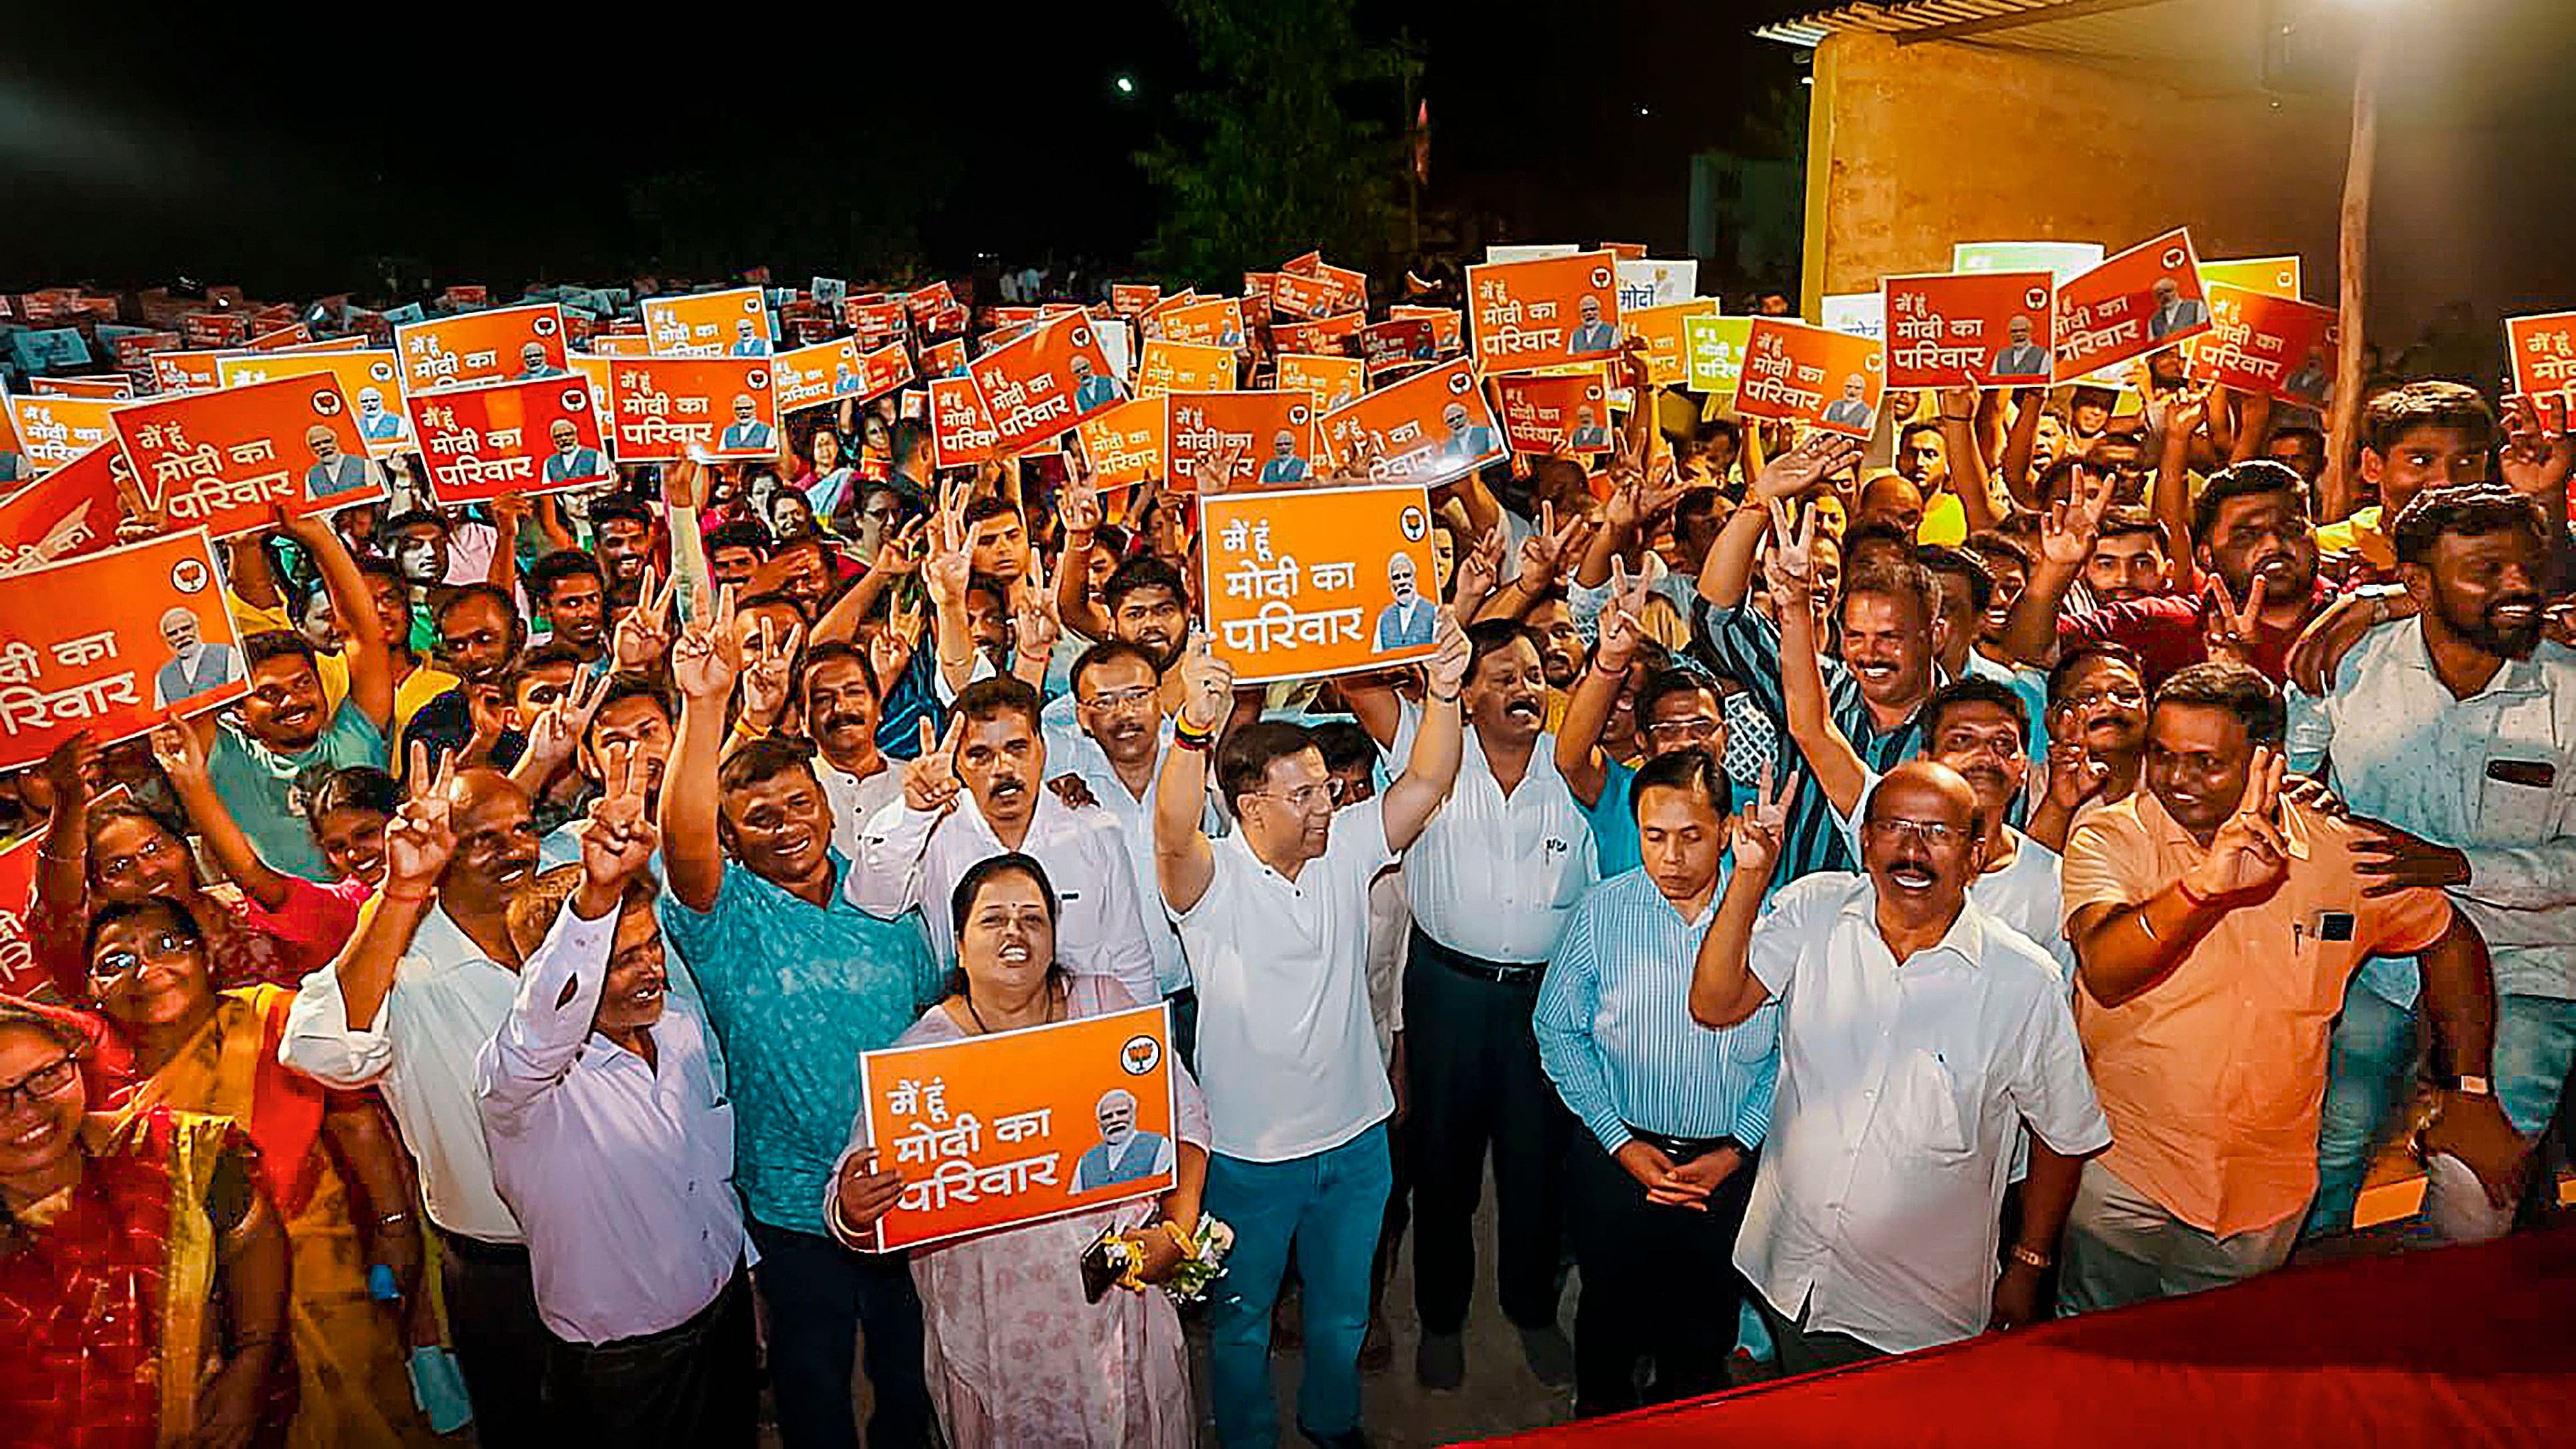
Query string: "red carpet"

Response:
xmin=1480 ymin=1226 xmax=2576 ymax=1447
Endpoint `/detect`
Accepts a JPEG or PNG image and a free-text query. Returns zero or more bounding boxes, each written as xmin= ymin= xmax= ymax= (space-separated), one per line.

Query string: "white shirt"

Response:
xmin=1039 ymin=713 xmax=1212 ymax=996
xmin=2289 ymin=626 xmax=2576 ymax=1003
xmin=476 ymin=903 xmax=745 ymax=1344
xmin=281 ymin=902 xmax=527 ymax=1242
xmin=1364 ymin=868 xmax=1411 ymax=1069
xmin=817 ymin=754 xmax=904 ymax=864
xmin=1735 ymin=874 xmax=2109 ymax=1354
xmin=1387 ymin=699 xmax=1597 ymax=964
xmin=1175 ymin=800 xmax=1397 ymax=1161
xmin=849 ymin=787 xmax=1160 ymax=1007
xmin=1835 ymin=767 xmax=2073 ymax=983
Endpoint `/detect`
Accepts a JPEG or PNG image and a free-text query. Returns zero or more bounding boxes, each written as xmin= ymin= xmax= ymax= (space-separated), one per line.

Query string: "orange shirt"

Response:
xmin=2059 ymin=791 xmax=2452 ymax=1236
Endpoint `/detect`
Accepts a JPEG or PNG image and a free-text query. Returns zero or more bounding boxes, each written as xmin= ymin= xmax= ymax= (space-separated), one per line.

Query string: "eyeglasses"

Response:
xmin=95 ymin=834 xmax=179 ymax=884
xmin=2057 ymin=685 xmax=2147 ymax=713
xmin=1862 ymin=818 xmax=1968 ymax=850
xmin=1643 ymin=716 xmax=1723 ymax=743
xmin=1254 ymin=779 xmax=1346 ymax=812
xmin=89 ymin=929 xmax=199 ymax=984
xmin=1077 ymin=686 xmax=1157 ymax=715
xmin=0 ymin=1054 xmax=80 ymax=1114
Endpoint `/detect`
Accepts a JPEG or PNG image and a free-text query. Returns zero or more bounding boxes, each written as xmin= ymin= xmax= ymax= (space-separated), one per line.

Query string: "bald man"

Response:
xmin=284 ymin=765 xmax=555 ymax=1440
xmin=1855 ymin=473 xmax=1926 ymax=541
xmin=1691 ymin=760 xmax=2108 ymax=1371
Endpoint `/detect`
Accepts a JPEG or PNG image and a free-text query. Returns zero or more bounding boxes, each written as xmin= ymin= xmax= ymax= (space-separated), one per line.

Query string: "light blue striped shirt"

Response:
xmin=1535 ymin=866 xmax=1781 ymax=1154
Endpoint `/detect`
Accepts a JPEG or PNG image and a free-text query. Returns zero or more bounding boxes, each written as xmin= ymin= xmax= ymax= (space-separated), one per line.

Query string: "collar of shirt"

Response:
xmin=1831 ymin=874 xmax=1994 ymax=973
xmin=2386 ymin=619 xmax=2552 ymax=701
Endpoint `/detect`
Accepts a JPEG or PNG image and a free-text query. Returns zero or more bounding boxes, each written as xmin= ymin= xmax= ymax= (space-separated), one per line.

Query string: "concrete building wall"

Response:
xmin=1801 ymin=31 xmax=2350 ymax=317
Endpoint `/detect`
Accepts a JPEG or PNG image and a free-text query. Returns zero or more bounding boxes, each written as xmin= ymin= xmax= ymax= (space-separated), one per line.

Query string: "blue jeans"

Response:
xmin=2305 ymin=982 xmax=2419 ymax=1239
xmin=1205 ymin=1123 xmax=1393 ymax=1448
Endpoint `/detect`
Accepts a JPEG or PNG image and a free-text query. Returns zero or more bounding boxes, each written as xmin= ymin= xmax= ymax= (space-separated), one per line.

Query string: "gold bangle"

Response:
xmin=2009 ymin=1244 xmax=2052 ymax=1271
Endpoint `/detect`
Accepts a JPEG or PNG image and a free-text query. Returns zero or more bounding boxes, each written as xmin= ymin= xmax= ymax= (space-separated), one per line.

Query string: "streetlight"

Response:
xmin=1114 ymin=75 xmax=1136 ymax=97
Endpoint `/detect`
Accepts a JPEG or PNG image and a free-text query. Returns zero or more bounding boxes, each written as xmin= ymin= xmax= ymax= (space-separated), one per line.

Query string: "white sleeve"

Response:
xmin=279 ymin=962 xmax=397 ymax=1088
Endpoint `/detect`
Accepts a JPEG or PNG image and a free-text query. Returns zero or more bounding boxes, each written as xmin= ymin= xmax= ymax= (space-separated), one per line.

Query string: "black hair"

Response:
xmin=1215 ymin=719 xmax=1315 ymax=813
xmin=1464 ymin=618 xmax=1541 ymax=685
xmin=1963 ymin=529 xmax=2031 ymax=571
xmin=716 ymin=733 xmax=820 ymax=795
xmin=1070 ymin=641 xmax=1159 ymax=697
xmin=961 ymin=496 xmax=1022 ymax=530
xmin=504 ymin=643 xmax=587 ymax=699
xmin=2190 ymin=460 xmax=2311 ymax=543
xmin=2154 ymin=661 xmax=2285 ymax=747
xmin=890 ymin=417 xmax=931 ymax=466
xmin=949 ymin=851 xmax=1061 ymax=938
xmin=1102 ymin=555 xmax=1189 ymax=614
xmin=1309 ymin=720 xmax=1379 ymax=776
xmin=797 ymin=641 xmax=878 ymax=705
xmin=2095 ymin=505 xmax=2167 ymax=549
xmin=2391 ymin=481 xmax=2551 ymax=569
xmin=1633 ymin=667 xmax=1721 ymax=728
xmin=242 ymin=629 xmax=317 ymax=673
xmin=1921 ymin=675 xmax=2033 ymax=750
xmin=587 ymin=497 xmax=654 ymax=534
xmin=2363 ymin=380 xmax=2494 ymax=458
xmin=306 ymin=764 xmax=399 ymax=831
xmin=435 ymin=583 xmax=523 ymax=631
xmin=951 ymin=676 xmax=1044 ymax=736
xmin=704 ymin=519 xmax=775 ymax=559
xmin=1629 ymin=746 xmax=1733 ymax=822
xmin=1915 ymin=544 xmax=1993 ymax=617
xmin=84 ymin=895 xmax=205 ymax=965
xmin=527 ymin=549 xmax=605 ymax=603
xmin=2047 ymin=641 xmax=2146 ymax=711
xmin=382 ymin=508 xmax=449 ymax=537
xmin=585 ymin=673 xmax=677 ymax=748
xmin=1837 ymin=555 xmax=1941 ymax=630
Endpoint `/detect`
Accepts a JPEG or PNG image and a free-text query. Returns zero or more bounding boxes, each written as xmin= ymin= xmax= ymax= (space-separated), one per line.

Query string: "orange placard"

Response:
xmin=919 ymin=338 xmax=968 ymax=379
xmin=1270 ymin=311 xmax=1363 ymax=358
xmin=967 ymin=314 xmax=1125 ymax=455
xmin=395 ymin=303 xmax=571 ymax=393
xmin=1142 ymin=297 xmax=1246 ymax=351
xmin=585 ymin=334 xmax=656 ymax=358
xmin=2053 ymin=227 xmax=2209 ymax=382
xmin=1167 ymin=391 xmax=1319 ymax=489
xmin=0 ymin=529 xmax=248 ymax=770
xmin=1135 ymin=340 xmax=1238 ymax=399
xmin=271 ymin=336 xmax=369 ymax=357
xmin=1275 ymin=353 xmax=1368 ymax=413
xmin=0 ymin=443 xmax=132 ymax=577
xmin=1 ymin=833 xmax=37 ymax=979
xmin=1882 ymin=271 xmax=2057 ymax=390
xmin=1622 ymin=300 xmax=1719 ymax=387
xmin=1467 ymin=251 xmax=1623 ymax=373
xmin=7 ymin=396 xmax=123 ymax=475
xmin=567 ymin=355 xmax=615 ymax=431
xmin=927 ymin=377 xmax=1000 ymax=469
xmin=2191 ymin=285 xmax=2338 ymax=408
xmin=1073 ymin=397 xmax=1167 ymax=488
xmin=844 ymin=300 xmax=907 ymax=351
xmin=775 ymin=339 xmax=911 ymax=413
xmin=1109 ymin=283 xmax=1163 ymax=317
xmin=1388 ymin=305 xmax=1465 ymax=356
xmin=2503 ymin=312 xmax=2576 ymax=403
xmin=247 ymin=323 xmax=314 ymax=351
xmin=1313 ymin=261 xmax=1370 ymax=314
xmin=113 ymin=371 xmax=382 ymax=535
xmin=1268 ymin=271 xmax=1342 ymax=322
xmin=181 ymin=312 xmax=251 ymax=349
xmin=856 ymin=1004 xmax=1179 ymax=1250
xmin=605 ymin=357 xmax=778 ymax=464
xmin=28 ymin=376 xmax=134 ymax=401
xmin=1491 ymin=373 xmax=1615 ymax=457
xmin=1736 ymin=319 xmax=1886 ymax=439
xmin=1358 ymin=318 xmax=1439 ymax=377
xmin=1317 ymin=357 xmax=1509 ymax=486
xmin=407 ymin=375 xmax=612 ymax=505
xmin=1599 ymin=241 xmax=1649 ymax=263
xmin=1200 ymin=481 xmax=1441 ymax=683
xmin=217 ymin=349 xmax=413 ymax=458
xmin=642 ymin=287 xmax=775 ymax=359
xmin=150 ymin=351 xmax=230 ymax=395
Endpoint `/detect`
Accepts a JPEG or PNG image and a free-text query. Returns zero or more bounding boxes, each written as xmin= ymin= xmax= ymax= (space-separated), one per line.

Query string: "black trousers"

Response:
xmin=1565 ymin=1132 xmax=1755 ymax=1416
xmin=543 ymin=1266 xmax=760 ymax=1448
xmin=1404 ymin=928 xmax=1572 ymax=1335
xmin=747 ymin=1219 xmax=935 ymax=1449
xmin=436 ymin=1228 xmax=551 ymax=1449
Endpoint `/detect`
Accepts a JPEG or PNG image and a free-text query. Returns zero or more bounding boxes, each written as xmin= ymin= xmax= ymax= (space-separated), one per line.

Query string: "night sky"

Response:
xmin=0 ymin=1 xmax=1807 ymax=297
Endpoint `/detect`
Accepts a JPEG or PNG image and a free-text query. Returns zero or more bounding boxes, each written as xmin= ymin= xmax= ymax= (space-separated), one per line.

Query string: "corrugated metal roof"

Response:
xmin=1755 ymin=0 xmax=2289 ymax=91
xmin=1756 ymin=1 xmax=2082 ymax=49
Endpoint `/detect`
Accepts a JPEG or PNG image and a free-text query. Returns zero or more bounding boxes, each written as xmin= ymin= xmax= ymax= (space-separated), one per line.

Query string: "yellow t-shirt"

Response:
xmin=2314 ymin=506 xmax=2393 ymax=572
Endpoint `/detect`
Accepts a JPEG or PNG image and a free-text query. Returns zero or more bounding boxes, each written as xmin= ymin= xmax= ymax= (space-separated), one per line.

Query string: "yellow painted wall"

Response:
xmin=1802 ymin=32 xmax=2350 ymax=317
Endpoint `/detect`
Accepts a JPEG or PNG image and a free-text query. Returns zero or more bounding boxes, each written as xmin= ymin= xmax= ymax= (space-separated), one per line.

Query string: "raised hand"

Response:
xmin=1010 ymin=557 xmax=1061 ymax=663
xmin=146 ymin=715 xmax=209 ymax=790
xmin=2498 ymin=391 xmax=2575 ymax=501
xmin=577 ymin=740 xmax=661 ymax=888
xmin=521 ymin=669 xmax=613 ymax=776
xmin=1763 ymin=497 xmax=1819 ymax=604
xmin=2349 ymin=815 xmax=2472 ymax=896
xmin=1176 ymin=637 xmax=1235 ymax=732
xmin=1594 ymin=557 xmax=1652 ymax=673
xmin=612 ymin=565 xmax=681 ymax=671
xmin=1453 ymin=521 xmax=1507 ymax=607
xmin=1516 ymin=501 xmax=1584 ymax=592
xmin=385 ymin=741 xmax=459 ymax=893
xmin=25 ymin=730 xmax=99 ymax=818
xmin=670 ymin=585 xmax=743 ymax=703
xmin=1057 ymin=469 xmax=1103 ymax=542
xmin=901 ymin=716 xmax=965 ymax=814
xmin=2181 ymin=746 xmax=2291 ymax=906
xmin=1426 ymin=607 xmax=1471 ymax=698
xmin=867 ymin=516 xmax=927 ymax=579
xmin=922 ymin=500 xmax=973 ymax=609
xmin=2039 ymin=483 xmax=2112 ymax=570
xmin=2202 ymin=575 xmax=2269 ymax=666
xmin=1751 ymin=431 xmax=1866 ymax=503
xmin=2044 ymin=738 xmax=2111 ymax=811
xmin=739 ymin=613 xmax=805 ymax=726
xmin=1729 ymin=761 xmax=1791 ymax=883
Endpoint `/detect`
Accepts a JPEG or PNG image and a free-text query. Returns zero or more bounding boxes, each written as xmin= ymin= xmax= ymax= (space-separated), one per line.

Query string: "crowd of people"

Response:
xmin=1 ymin=261 xmax=2571 ymax=1449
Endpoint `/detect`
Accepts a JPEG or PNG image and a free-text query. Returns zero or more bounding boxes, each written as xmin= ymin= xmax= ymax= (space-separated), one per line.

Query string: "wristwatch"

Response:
xmin=2441 ymin=1074 xmax=2495 ymax=1098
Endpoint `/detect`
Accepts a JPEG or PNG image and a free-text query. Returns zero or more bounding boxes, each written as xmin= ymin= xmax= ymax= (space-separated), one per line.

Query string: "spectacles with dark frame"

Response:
xmin=88 ymin=928 xmax=199 ymax=984
xmin=0 ymin=1054 xmax=80 ymax=1114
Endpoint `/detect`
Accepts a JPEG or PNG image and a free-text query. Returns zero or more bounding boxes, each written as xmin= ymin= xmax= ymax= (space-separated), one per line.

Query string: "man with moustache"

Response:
xmin=2025 ymin=643 xmax=2151 ymax=850
xmin=403 ymin=585 xmax=530 ymax=776
xmin=658 ymin=591 xmax=943 ymax=1449
xmin=1345 ymin=623 xmax=1597 ymax=1391
xmin=794 ymin=641 xmax=899 ymax=859
xmin=2288 ymin=483 xmax=2576 ymax=1241
xmin=2059 ymin=662 xmax=2521 ymax=1311
xmin=527 ymin=550 xmax=610 ymax=664
xmin=1047 ymin=553 xmax=1195 ymax=729
xmin=1692 ymin=760 xmax=2109 ymax=1370
xmin=850 ymin=677 xmax=1160 ymax=1008
xmin=284 ymin=755 xmax=555 ymax=1438
xmin=587 ymin=498 xmax=659 ymax=608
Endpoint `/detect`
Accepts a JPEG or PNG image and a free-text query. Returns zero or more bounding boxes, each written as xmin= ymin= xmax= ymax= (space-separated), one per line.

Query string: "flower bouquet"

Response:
xmin=1079 ymin=1214 xmax=1235 ymax=1304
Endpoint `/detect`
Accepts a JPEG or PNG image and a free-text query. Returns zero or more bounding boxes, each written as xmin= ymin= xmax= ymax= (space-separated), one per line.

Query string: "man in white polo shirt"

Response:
xmin=1345 ymin=618 xmax=1599 ymax=1390
xmin=1157 ymin=621 xmax=1468 ymax=1449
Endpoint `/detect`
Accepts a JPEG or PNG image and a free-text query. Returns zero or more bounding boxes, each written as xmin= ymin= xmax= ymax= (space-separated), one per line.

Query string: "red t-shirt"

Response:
xmin=2055 ymin=579 xmax=2333 ymax=687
